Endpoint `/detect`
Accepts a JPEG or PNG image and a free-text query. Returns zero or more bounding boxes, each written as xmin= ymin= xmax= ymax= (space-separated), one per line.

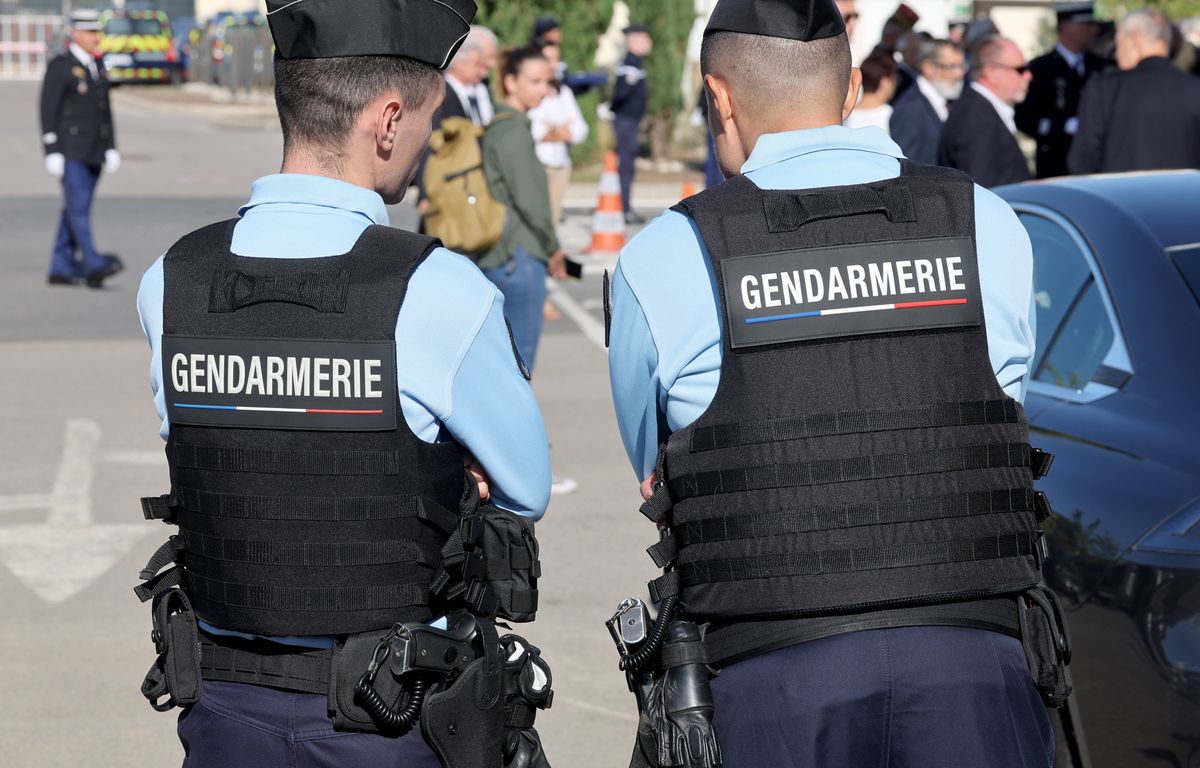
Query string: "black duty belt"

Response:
xmin=702 ymin=596 xmax=1023 ymax=668
xmin=199 ymin=633 xmax=334 ymax=695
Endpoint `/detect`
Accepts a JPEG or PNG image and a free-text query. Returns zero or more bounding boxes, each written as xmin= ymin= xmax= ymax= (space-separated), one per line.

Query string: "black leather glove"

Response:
xmin=644 ymin=621 xmax=722 ymax=768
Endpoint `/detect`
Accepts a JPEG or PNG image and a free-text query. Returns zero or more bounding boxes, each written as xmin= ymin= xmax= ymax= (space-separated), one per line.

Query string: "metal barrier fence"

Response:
xmin=0 ymin=15 xmax=58 ymax=81
xmin=188 ymin=21 xmax=273 ymax=95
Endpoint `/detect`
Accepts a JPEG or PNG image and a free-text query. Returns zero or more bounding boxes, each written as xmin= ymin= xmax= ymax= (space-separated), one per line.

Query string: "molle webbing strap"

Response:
xmin=673 ymin=489 xmax=1037 ymax=546
xmin=656 ymin=532 xmax=1039 ymax=595
xmin=690 ymin=399 xmax=1021 ymax=453
xmin=180 ymin=531 xmax=431 ymax=568
xmin=763 ymin=184 xmax=916 ymax=233
xmin=208 ymin=268 xmax=350 ymax=313
xmin=186 ymin=572 xmax=429 ymax=613
xmin=172 ymin=486 xmax=460 ymax=533
xmin=170 ymin=443 xmax=404 ymax=476
xmin=668 ymin=443 xmax=1031 ymax=500
xmin=199 ymin=635 xmax=332 ymax=695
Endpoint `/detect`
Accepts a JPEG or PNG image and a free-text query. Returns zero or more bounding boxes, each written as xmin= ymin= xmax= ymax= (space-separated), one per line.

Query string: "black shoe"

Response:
xmin=48 ymin=273 xmax=81 ymax=286
xmin=85 ymin=254 xmax=124 ymax=288
xmin=624 ymin=211 xmax=646 ymax=225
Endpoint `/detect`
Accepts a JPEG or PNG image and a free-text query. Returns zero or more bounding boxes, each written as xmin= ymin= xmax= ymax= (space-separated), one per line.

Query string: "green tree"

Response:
xmin=1097 ymin=1 xmax=1200 ymax=21
xmin=641 ymin=0 xmax=697 ymax=162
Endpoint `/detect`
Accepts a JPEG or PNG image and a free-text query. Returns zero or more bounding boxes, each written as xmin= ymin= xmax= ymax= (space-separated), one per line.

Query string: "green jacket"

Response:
xmin=478 ymin=104 xmax=560 ymax=270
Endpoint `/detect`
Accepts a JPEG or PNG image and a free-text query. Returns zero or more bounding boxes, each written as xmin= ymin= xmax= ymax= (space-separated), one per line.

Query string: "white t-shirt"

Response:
xmin=844 ymin=104 xmax=893 ymax=134
xmin=528 ymin=85 xmax=589 ymax=168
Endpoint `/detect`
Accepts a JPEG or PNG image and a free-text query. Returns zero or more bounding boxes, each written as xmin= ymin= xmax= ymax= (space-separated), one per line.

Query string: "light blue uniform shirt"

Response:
xmin=609 ymin=127 xmax=1037 ymax=480
xmin=137 ymin=174 xmax=552 ymax=646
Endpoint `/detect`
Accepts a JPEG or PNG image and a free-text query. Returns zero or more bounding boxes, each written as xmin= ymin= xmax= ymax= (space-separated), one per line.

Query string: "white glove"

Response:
xmin=105 ymin=149 xmax=121 ymax=174
xmin=45 ymin=153 xmax=65 ymax=178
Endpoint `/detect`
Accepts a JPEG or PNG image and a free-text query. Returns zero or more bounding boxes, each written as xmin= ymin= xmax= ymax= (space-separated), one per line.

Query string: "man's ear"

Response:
xmin=842 ymin=67 xmax=863 ymax=122
xmin=705 ymin=73 xmax=735 ymax=127
xmin=373 ymin=96 xmax=403 ymax=153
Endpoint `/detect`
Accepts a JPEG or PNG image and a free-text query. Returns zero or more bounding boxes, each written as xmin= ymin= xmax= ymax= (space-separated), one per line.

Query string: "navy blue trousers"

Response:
xmin=177 ymin=681 xmax=441 ymax=768
xmin=711 ymin=626 xmax=1054 ymax=768
xmin=51 ymin=160 xmax=106 ymax=279
xmin=615 ymin=117 xmax=640 ymax=213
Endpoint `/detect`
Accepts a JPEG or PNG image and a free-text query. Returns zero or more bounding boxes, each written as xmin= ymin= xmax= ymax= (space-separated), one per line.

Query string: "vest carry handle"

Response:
xmin=763 ymin=184 xmax=916 ymax=233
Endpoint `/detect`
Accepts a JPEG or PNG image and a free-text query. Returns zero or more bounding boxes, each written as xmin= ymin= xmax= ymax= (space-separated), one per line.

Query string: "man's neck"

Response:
xmin=280 ymin=150 xmax=372 ymax=192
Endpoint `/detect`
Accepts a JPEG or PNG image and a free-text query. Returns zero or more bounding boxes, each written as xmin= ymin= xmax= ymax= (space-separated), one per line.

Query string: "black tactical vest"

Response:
xmin=146 ymin=220 xmax=464 ymax=636
xmin=650 ymin=163 xmax=1049 ymax=633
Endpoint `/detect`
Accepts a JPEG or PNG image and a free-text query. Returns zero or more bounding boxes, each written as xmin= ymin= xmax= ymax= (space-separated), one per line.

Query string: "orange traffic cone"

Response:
xmin=588 ymin=151 xmax=626 ymax=254
xmin=681 ymin=180 xmax=697 ymax=198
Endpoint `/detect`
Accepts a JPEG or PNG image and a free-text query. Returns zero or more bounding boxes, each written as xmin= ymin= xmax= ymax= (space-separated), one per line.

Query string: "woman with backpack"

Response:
xmin=479 ymin=45 xmax=569 ymax=373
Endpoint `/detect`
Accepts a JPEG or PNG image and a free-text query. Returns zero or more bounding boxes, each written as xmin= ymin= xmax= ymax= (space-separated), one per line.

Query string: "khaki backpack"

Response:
xmin=422 ymin=115 xmax=510 ymax=257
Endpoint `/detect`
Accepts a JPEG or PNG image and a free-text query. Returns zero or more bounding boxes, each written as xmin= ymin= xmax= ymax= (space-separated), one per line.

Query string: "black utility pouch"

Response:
xmin=141 ymin=588 xmax=203 ymax=711
xmin=474 ymin=504 xmax=541 ymax=623
xmin=1018 ymin=586 xmax=1073 ymax=708
xmin=330 ymin=628 xmax=412 ymax=733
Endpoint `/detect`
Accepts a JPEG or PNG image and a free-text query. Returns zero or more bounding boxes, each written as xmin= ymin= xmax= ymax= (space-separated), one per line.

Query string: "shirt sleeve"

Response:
xmin=39 ymin=59 xmax=67 ymax=155
xmin=136 ymin=254 xmax=170 ymax=440
xmin=564 ymin=89 xmax=589 ymax=145
xmin=608 ymin=211 xmax=724 ymax=480
xmin=974 ymin=186 xmax=1037 ymax=402
xmin=398 ymin=248 xmax=551 ymax=518
xmin=608 ymin=264 xmax=663 ymax=480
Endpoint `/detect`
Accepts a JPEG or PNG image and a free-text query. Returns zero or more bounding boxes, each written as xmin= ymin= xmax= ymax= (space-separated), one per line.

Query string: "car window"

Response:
xmin=1017 ymin=212 xmax=1117 ymax=391
xmin=1174 ymin=245 xmax=1200 ymax=307
xmin=1036 ymin=282 xmax=1115 ymax=389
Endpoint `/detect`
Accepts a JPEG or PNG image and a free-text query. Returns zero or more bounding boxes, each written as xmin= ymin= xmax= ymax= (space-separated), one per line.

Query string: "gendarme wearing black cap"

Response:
xmin=606 ymin=1 xmax=1065 ymax=767
xmin=266 ymin=0 xmax=474 ymax=68
xmin=133 ymin=1 xmax=558 ymax=768
xmin=704 ymin=0 xmax=845 ymax=41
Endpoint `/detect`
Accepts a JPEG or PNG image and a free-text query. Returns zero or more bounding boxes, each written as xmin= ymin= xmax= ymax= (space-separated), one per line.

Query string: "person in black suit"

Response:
xmin=938 ymin=36 xmax=1033 ymax=188
xmin=39 ymin=9 xmax=122 ymax=287
xmin=1014 ymin=2 xmax=1106 ymax=178
xmin=890 ymin=38 xmax=962 ymax=165
xmin=1069 ymin=8 xmax=1200 ymax=174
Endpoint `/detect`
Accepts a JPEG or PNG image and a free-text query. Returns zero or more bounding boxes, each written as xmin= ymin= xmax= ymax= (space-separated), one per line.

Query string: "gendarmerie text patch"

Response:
xmin=163 ymin=335 xmax=397 ymax=431
xmin=720 ymin=236 xmax=980 ymax=349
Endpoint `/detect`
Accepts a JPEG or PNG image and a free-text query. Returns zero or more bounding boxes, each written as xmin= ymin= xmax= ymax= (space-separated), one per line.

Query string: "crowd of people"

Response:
xmin=836 ymin=0 xmax=1200 ymax=188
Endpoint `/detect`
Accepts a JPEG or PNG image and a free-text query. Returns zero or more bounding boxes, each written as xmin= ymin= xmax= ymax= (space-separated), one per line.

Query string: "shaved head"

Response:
xmin=701 ymin=31 xmax=852 ymax=125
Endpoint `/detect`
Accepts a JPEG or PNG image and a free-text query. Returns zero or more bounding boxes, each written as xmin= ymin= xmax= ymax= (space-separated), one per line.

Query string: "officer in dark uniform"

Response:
xmin=133 ymin=2 xmax=554 ymax=767
xmin=611 ymin=24 xmax=652 ymax=224
xmin=1069 ymin=7 xmax=1200 ymax=174
xmin=609 ymin=0 xmax=1070 ymax=765
xmin=39 ymin=9 xmax=123 ymax=287
xmin=1014 ymin=2 xmax=1105 ymax=178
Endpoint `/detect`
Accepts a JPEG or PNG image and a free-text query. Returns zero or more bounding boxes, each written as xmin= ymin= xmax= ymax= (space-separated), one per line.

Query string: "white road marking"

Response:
xmin=101 ymin=450 xmax=164 ymax=465
xmin=546 ymin=280 xmax=607 ymax=353
xmin=0 ymin=419 xmax=150 ymax=604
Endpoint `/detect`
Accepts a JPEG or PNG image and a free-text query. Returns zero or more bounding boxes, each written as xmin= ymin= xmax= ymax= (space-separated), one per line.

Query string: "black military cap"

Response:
xmin=266 ymin=0 xmax=476 ymax=70
xmin=1055 ymin=2 xmax=1097 ymax=24
xmin=624 ymin=24 xmax=651 ymax=35
xmin=705 ymin=0 xmax=845 ymax=42
xmin=533 ymin=16 xmax=560 ymax=39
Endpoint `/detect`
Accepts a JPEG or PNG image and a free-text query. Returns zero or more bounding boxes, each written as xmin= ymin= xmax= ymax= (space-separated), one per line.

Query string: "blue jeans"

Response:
xmin=51 ymin=160 xmax=106 ymax=278
xmin=711 ymin=626 xmax=1055 ymax=768
xmin=177 ymin=681 xmax=440 ymax=768
xmin=482 ymin=246 xmax=548 ymax=374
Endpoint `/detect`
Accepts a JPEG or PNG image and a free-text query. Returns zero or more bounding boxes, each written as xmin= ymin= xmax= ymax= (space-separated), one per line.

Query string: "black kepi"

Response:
xmin=705 ymin=0 xmax=845 ymax=41
xmin=266 ymin=0 xmax=477 ymax=70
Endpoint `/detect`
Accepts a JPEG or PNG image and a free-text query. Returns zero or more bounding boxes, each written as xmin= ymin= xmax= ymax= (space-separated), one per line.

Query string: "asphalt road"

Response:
xmin=0 ymin=80 xmax=660 ymax=767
